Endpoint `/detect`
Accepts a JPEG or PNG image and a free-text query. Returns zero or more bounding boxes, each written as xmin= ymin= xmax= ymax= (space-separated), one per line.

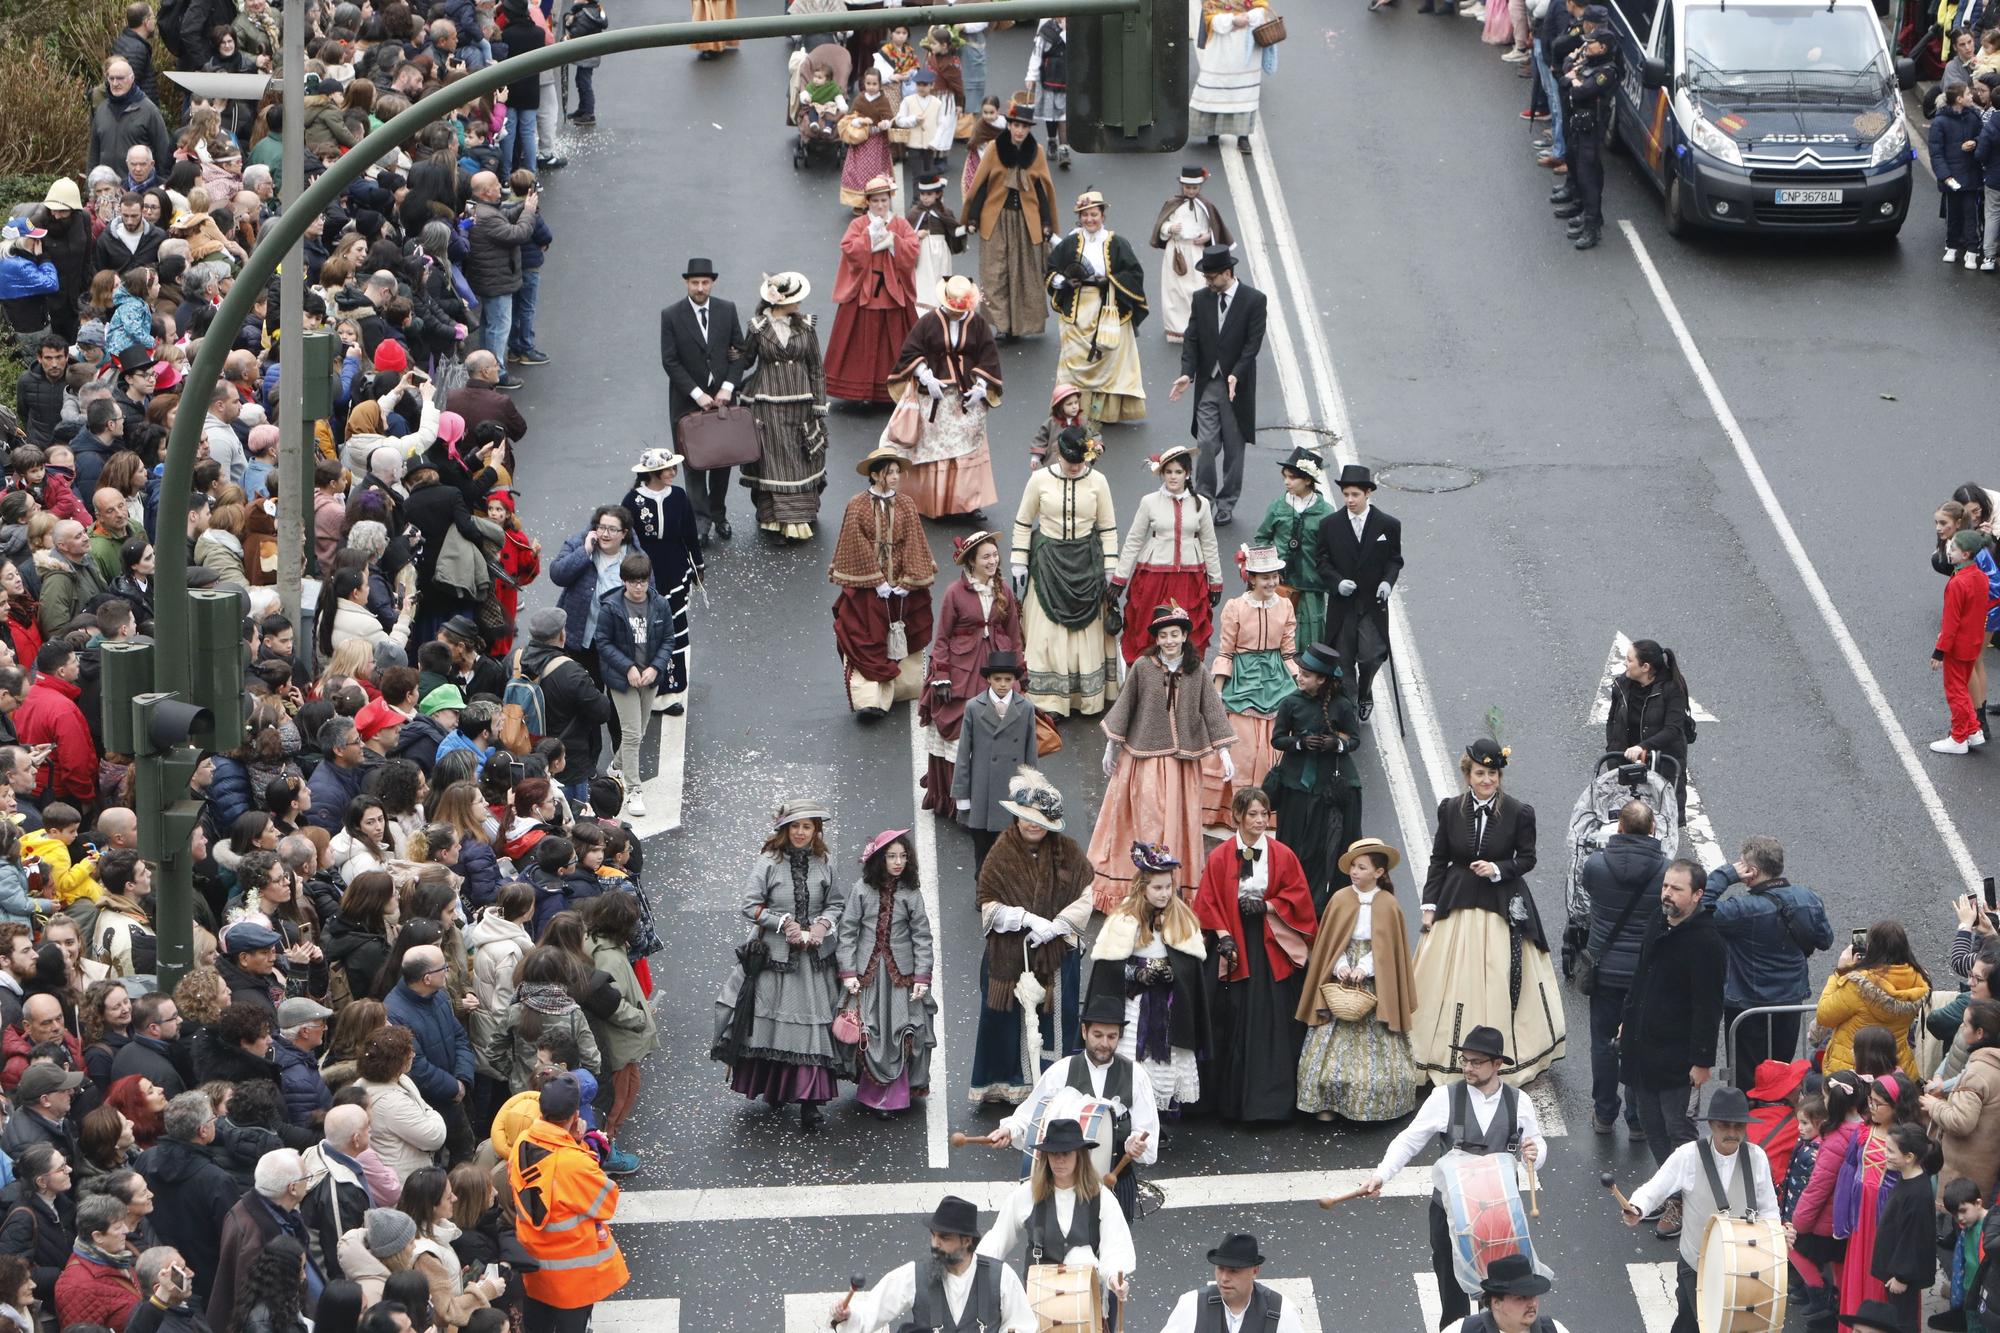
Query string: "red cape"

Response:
xmin=1193 ymin=836 xmax=1317 ymax=982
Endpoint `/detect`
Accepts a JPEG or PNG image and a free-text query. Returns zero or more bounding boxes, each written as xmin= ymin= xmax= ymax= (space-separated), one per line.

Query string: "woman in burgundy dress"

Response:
xmin=825 ymin=175 xmax=919 ymax=405
xmin=919 ymin=530 xmax=1024 ymax=817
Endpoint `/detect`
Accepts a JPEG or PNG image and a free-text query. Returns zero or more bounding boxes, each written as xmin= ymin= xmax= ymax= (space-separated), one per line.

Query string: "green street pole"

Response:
xmin=153 ymin=0 xmax=1140 ymax=700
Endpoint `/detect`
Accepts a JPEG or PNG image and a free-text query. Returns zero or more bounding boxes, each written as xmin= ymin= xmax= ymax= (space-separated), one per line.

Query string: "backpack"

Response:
xmin=498 ymin=647 xmax=548 ymax=756
xmin=326 ymin=956 xmax=354 ymax=1012
xmin=157 ymin=0 xmax=190 ymax=58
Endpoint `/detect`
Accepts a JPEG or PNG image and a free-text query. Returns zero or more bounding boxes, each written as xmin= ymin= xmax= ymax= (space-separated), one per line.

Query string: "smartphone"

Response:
xmin=1850 ymin=926 xmax=1868 ymax=954
xmin=1984 ymin=875 xmax=1996 ymax=913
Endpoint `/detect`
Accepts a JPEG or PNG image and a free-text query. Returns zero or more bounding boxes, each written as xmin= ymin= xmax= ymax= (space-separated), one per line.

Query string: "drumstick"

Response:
xmin=1600 ymin=1172 xmax=1636 ymax=1214
xmin=1102 ymin=1149 xmax=1137 ymax=1187
xmin=948 ymin=1132 xmax=1010 ymax=1148
xmin=1317 ymin=1186 xmax=1370 ymax=1210
xmin=830 ymin=1273 xmax=865 ymax=1325
xmin=1527 ymin=1161 xmax=1540 ymax=1219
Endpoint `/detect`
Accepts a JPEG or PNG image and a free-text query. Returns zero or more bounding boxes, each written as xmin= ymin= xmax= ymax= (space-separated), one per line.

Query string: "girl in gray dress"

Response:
xmin=836 ymin=828 xmax=939 ymax=1116
xmin=711 ymin=798 xmax=851 ymax=1131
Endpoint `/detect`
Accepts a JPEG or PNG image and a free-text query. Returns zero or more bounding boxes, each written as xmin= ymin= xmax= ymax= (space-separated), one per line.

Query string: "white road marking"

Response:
xmin=1626 ymin=1260 xmax=1679 ymax=1333
xmin=1526 ymin=1076 xmax=1569 ymax=1140
xmin=778 ymin=1279 xmax=1321 ymax=1332
xmin=1263 ymin=1278 xmax=1324 ymax=1332
xmin=1218 ymin=142 xmax=1436 ymax=884
xmin=1589 ymin=631 xmax=1724 ymax=871
xmin=1620 ymin=223 xmax=1983 ymax=898
xmin=1414 ymin=1272 xmax=1443 ymax=1332
xmin=592 ymin=1298 xmax=681 ymax=1333
xmin=909 ymin=706 xmax=949 ymax=1169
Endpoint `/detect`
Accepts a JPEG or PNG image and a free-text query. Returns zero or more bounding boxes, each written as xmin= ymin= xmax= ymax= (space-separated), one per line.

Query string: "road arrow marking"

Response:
xmin=1591 ymin=632 xmax=1724 ymax=872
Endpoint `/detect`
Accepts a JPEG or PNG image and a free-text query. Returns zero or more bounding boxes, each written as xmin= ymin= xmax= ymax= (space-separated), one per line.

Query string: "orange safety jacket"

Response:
xmin=508 ymin=1118 xmax=630 ymax=1308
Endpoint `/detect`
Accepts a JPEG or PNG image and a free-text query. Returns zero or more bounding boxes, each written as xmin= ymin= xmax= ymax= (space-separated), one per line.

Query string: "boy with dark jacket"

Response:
xmin=592 ymin=553 xmax=680 ymax=818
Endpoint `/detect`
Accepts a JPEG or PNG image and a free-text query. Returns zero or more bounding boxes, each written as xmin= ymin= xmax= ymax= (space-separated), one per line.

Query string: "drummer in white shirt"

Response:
xmin=834 ymin=1196 xmax=1036 ymax=1332
xmin=977 ymin=1117 xmax=1135 ymax=1307
xmin=1157 ymin=1233 xmax=1307 ymax=1333
xmin=980 ymin=994 xmax=1161 ymax=1218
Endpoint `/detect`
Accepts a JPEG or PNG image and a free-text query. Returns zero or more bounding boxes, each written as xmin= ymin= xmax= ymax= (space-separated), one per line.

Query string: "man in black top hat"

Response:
xmin=1364 ymin=1025 xmax=1549 ymax=1329
xmin=1168 ymin=244 xmax=1265 ymax=527
xmin=1158 ymin=1233 xmax=1306 ymax=1332
xmin=834 ymin=1195 xmax=1035 ymax=1331
xmin=1313 ymin=463 xmax=1402 ymax=720
xmin=659 ymin=257 xmax=755 ymax=545
xmin=1462 ymin=1254 xmax=1567 ymax=1332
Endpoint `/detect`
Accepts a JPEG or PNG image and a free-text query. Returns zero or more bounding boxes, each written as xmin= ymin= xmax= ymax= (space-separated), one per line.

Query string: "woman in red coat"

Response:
xmin=825 ymin=175 xmax=920 ymax=404
xmin=919 ymin=530 xmax=1024 ymax=817
xmin=54 ymin=1196 xmax=142 ymax=1332
xmin=1193 ymin=785 xmax=1317 ymax=1122
xmin=482 ymin=488 xmax=542 ymax=661
xmin=1933 ymin=528 xmax=1996 ymax=754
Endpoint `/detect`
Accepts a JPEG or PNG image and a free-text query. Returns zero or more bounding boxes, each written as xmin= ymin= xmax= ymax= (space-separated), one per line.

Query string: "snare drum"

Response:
xmin=1026 ymin=1263 xmax=1104 ymax=1333
xmin=1021 ymin=1087 xmax=1117 ymax=1178
xmin=1435 ymin=1150 xmax=1542 ymax=1296
xmin=1696 ymin=1215 xmax=1788 ymax=1333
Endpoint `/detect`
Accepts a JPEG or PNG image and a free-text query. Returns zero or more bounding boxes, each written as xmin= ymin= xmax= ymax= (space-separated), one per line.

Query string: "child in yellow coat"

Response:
xmin=21 ymin=803 xmax=105 ymax=907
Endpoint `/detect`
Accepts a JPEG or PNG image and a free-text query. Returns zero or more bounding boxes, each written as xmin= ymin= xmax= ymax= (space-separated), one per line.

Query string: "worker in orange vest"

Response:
xmin=507 ymin=1073 xmax=629 ymax=1333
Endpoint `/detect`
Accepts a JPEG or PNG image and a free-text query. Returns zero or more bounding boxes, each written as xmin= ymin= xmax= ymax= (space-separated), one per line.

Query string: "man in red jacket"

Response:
xmin=1933 ymin=529 xmax=1996 ymax=755
xmin=14 ymin=640 xmax=95 ymax=806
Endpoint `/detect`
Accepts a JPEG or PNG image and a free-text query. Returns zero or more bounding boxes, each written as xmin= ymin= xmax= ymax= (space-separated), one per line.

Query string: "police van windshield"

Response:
xmin=1683 ymin=5 xmax=1889 ymax=87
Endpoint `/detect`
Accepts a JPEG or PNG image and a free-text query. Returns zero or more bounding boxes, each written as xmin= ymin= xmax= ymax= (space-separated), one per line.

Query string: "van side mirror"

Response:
xmin=1641 ymin=56 xmax=1669 ymax=88
xmin=1894 ymin=56 xmax=1917 ymax=89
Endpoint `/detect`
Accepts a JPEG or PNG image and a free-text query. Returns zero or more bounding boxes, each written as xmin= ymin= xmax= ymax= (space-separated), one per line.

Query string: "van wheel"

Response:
xmin=1664 ymin=174 xmax=1688 ymax=237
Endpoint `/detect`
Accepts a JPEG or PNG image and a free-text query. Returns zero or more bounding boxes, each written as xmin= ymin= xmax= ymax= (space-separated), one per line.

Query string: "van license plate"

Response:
xmin=1775 ymin=189 xmax=1843 ymax=204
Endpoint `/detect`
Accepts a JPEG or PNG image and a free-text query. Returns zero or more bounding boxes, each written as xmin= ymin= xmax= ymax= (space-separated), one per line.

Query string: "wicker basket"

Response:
xmin=1253 ymin=13 xmax=1287 ymax=46
xmin=1318 ymin=980 xmax=1376 ymax=1022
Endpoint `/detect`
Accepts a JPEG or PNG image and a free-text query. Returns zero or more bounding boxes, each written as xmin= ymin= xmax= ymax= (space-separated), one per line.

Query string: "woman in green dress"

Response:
xmin=1267 ymin=640 xmax=1364 ymax=911
xmin=1253 ymin=447 xmax=1334 ymax=653
xmin=1294 ymin=837 xmax=1419 ymax=1122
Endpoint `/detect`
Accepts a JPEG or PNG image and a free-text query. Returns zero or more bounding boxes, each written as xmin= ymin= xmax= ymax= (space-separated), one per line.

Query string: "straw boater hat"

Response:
xmin=630 ymin=447 xmax=683 ymax=474
xmin=953 ymin=530 xmax=999 ymax=565
xmin=937 ymin=274 xmax=981 ymax=318
xmin=1074 ymin=189 xmax=1108 ymax=215
xmin=861 ymin=172 xmax=896 ymax=196
xmin=1238 ymin=544 xmax=1285 ymax=576
xmin=759 ymin=271 xmax=811 ymax=306
xmin=1148 ymin=445 xmax=1197 ymax=474
xmin=1336 ymin=836 xmax=1401 ymax=876
xmin=772 ymin=798 xmax=830 ymax=831
xmin=998 ymin=766 xmax=1065 ymax=831
xmin=856 ymin=444 xmax=907 ymax=478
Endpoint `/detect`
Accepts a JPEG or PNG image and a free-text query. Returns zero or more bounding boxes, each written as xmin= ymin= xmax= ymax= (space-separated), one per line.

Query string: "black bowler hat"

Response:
xmin=1206 ymin=1234 xmax=1264 ymax=1268
xmin=1296 ymin=641 xmax=1343 ymax=679
xmin=1479 ymin=1255 xmax=1551 ymax=1298
xmin=1702 ymin=1086 xmax=1752 ymax=1124
xmin=981 ymin=650 xmax=1025 ymax=678
xmin=1034 ymin=1118 xmax=1091 ymax=1155
xmin=1464 ymin=737 xmax=1509 ymax=771
xmin=683 ymin=257 xmax=719 ymax=280
xmin=927 ymin=1195 xmax=981 ymax=1239
xmin=1453 ymin=1026 xmax=1508 ymax=1061
xmin=1196 ymin=244 xmax=1237 ymax=275
xmin=1840 ymin=1300 xmax=1911 ymax=1332
xmin=439 ymin=614 xmax=485 ymax=648
xmin=1080 ymin=991 xmax=1126 ymax=1028
xmin=1335 ymin=463 xmax=1376 ymax=492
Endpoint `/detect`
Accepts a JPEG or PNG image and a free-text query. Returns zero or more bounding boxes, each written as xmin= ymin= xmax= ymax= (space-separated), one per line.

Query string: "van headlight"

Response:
xmin=1869 ymin=117 xmax=1909 ymax=166
xmin=1689 ymin=115 xmax=1744 ymax=166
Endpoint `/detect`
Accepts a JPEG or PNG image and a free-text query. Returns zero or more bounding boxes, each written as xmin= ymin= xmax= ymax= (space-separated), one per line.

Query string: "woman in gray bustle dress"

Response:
xmin=739 ymin=271 xmax=830 ymax=541
xmin=711 ymin=798 xmax=852 ymax=1132
xmin=836 ymin=828 xmax=939 ymax=1116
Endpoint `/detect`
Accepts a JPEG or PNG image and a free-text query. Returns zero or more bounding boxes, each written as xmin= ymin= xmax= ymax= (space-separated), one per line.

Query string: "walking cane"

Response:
xmin=1382 ymin=620 xmax=1408 ymax=740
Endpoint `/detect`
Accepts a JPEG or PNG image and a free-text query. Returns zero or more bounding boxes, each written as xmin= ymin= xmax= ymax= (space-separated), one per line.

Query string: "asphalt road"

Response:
xmin=499 ymin=3 xmax=1992 ymax=1328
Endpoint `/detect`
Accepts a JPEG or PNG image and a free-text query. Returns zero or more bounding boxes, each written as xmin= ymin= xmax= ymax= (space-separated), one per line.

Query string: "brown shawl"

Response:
xmin=977 ymin=824 xmax=1093 ymax=1010
xmin=1294 ymin=885 xmax=1417 ymax=1033
xmin=828 ymin=490 xmax=938 ymax=589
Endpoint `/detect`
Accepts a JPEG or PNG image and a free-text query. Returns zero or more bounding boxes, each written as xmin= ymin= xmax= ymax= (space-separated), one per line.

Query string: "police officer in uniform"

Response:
xmin=1360 ymin=1026 xmax=1549 ymax=1330
xmin=1564 ymin=13 xmax=1619 ymax=251
xmin=833 ymin=1196 xmax=1037 ymax=1332
xmin=1547 ymin=0 xmax=1590 ymax=216
xmin=1157 ymin=1234 xmax=1309 ymax=1333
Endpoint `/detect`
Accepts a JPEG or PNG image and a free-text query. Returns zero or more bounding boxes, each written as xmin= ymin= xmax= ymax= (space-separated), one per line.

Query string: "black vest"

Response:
xmin=1027 ymin=1190 xmax=1099 ymax=1265
xmin=1192 ymin=1282 xmax=1283 ymax=1333
xmin=1037 ymin=19 xmax=1067 ymax=88
xmin=1459 ymin=1315 xmax=1560 ymax=1333
xmin=911 ymin=1255 xmax=1004 ymax=1332
xmin=1435 ymin=1082 xmax=1521 ymax=1156
xmin=1066 ymin=1053 xmax=1135 ymax=1150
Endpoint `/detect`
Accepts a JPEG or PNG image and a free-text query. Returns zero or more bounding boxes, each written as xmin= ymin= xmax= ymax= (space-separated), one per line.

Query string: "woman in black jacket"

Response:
xmin=323 ymin=872 xmax=396 ymax=1005
xmin=1605 ymin=637 xmax=1692 ymax=813
xmin=229 ymin=1236 xmax=308 ymax=1333
xmin=0 ymin=1143 xmax=77 ymax=1307
xmin=401 ymin=463 xmax=488 ymax=642
xmin=411 ymin=222 xmax=471 ymax=369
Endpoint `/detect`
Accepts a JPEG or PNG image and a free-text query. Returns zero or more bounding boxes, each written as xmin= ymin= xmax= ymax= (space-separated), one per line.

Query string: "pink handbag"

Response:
xmin=886 ymin=386 xmax=925 ymax=448
xmin=832 ymin=1002 xmax=864 ymax=1045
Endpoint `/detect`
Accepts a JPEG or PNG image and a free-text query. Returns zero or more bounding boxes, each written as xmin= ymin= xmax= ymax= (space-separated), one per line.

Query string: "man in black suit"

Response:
xmin=660 ymin=257 xmax=753 ymax=543
xmin=1313 ymin=464 xmax=1403 ymax=719
xmin=1168 ymin=245 xmax=1265 ymax=526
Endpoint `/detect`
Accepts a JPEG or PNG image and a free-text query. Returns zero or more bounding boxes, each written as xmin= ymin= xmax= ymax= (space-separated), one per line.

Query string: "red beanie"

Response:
xmin=372 ymin=340 xmax=408 ymax=372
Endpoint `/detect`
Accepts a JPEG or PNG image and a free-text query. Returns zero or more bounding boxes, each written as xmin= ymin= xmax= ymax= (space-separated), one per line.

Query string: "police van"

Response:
xmin=1599 ymin=0 xmax=1917 ymax=236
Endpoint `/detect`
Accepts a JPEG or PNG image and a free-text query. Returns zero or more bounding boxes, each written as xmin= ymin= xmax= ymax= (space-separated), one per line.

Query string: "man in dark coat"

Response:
xmin=659 ymin=258 xmax=753 ymax=544
xmin=92 ymin=193 xmax=165 ymax=275
xmin=1169 ymin=245 xmax=1264 ymax=527
xmin=87 ymin=63 xmax=172 ymax=178
xmin=1620 ymin=857 xmax=1726 ymax=1240
xmin=1312 ymin=464 xmax=1403 ymax=718
xmin=110 ymin=991 xmax=188 ymax=1096
xmin=517 ymin=608 xmax=612 ymax=786
xmin=0 ymin=1065 xmax=84 ymax=1169
xmin=111 ymin=5 xmax=160 ymax=102
xmin=206 ymin=1150 xmax=323 ymax=1331
xmin=1579 ymin=800 xmax=1665 ymax=1137
xmin=137 ymin=1092 xmax=244 ymax=1306
xmin=465 ymin=171 xmax=537 ymax=388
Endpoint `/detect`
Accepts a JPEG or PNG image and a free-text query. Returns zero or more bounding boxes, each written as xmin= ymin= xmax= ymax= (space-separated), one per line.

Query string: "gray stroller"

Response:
xmin=1560 ymin=752 xmax=1681 ymax=982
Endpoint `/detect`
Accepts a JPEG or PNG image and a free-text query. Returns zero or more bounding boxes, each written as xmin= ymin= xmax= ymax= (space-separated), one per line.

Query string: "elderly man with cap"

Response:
xmin=834 ymin=1195 xmax=1035 ymax=1332
xmin=1150 ymin=165 xmax=1235 ymax=344
xmin=1620 ymin=1085 xmax=1780 ymax=1333
xmin=1460 ymin=1254 xmax=1572 ymax=1333
xmin=273 ymin=997 xmax=333 ymax=1126
xmin=0 ymin=1062 xmax=85 ymax=1164
xmin=1362 ymin=1025 xmax=1548 ymax=1329
xmin=1159 ymin=1232 xmax=1306 ymax=1332
xmin=216 ymin=920 xmax=288 ymax=1018
xmin=508 ymin=1073 xmax=628 ymax=1333
xmin=1167 ymin=245 xmax=1264 ymax=527
xmin=395 ymin=683 xmax=463 ymax=770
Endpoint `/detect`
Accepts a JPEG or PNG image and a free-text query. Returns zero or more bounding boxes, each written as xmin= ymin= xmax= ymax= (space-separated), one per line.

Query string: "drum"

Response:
xmin=1696 ymin=1215 xmax=1788 ymax=1333
xmin=1021 ymin=1087 xmax=1117 ymax=1178
xmin=1434 ymin=1149 xmax=1544 ymax=1296
xmin=1026 ymin=1263 xmax=1103 ymax=1333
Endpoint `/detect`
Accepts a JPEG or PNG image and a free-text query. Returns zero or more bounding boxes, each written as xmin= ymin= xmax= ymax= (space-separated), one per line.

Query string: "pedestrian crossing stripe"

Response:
xmin=778 ymin=1278 xmax=1324 ymax=1332
xmin=1628 ymin=1261 xmax=1677 ymax=1333
xmin=593 ymin=1298 xmax=680 ymax=1333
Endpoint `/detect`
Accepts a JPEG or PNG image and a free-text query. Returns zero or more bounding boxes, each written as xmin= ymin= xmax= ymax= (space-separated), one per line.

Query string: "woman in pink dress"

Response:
xmin=838 ymin=69 xmax=897 ymax=210
xmin=1836 ymin=1075 xmax=1912 ymax=1317
xmin=918 ymin=529 xmax=1024 ymax=816
xmin=825 ymin=176 xmax=919 ymax=404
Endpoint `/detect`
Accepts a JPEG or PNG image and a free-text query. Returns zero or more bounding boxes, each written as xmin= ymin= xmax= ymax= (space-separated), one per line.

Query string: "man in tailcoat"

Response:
xmin=1313 ymin=464 xmax=1403 ymax=719
xmin=660 ymin=257 xmax=755 ymax=545
xmin=1168 ymin=245 xmax=1265 ymax=527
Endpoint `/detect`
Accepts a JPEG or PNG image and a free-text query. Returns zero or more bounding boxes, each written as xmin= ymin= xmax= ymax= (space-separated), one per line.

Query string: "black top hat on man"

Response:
xmin=1479 ymin=1254 xmax=1550 ymax=1298
xmin=1195 ymin=244 xmax=1237 ymax=275
xmin=1702 ymin=1086 xmax=1752 ymax=1123
xmin=980 ymin=650 xmax=1025 ymax=678
xmin=1335 ymin=463 xmax=1376 ymax=492
xmin=683 ymin=257 xmax=719 ymax=280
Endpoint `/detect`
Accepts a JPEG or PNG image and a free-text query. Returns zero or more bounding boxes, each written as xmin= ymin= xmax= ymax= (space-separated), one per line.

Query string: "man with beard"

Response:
xmin=962 ymin=99 xmax=1059 ymax=341
xmin=831 ymin=1196 xmax=1035 ymax=1331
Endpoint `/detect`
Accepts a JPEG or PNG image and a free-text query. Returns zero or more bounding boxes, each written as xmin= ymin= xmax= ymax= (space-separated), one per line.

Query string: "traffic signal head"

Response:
xmin=1067 ymin=0 xmax=1189 ymax=153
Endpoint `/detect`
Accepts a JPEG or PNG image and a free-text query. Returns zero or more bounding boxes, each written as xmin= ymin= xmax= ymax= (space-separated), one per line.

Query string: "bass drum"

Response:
xmin=1696 ymin=1215 xmax=1788 ymax=1333
xmin=1026 ymin=1263 xmax=1104 ymax=1333
xmin=1021 ymin=1086 xmax=1118 ymax=1179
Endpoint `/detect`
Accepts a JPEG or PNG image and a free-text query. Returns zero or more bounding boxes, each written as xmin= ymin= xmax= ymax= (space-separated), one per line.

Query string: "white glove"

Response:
xmin=1102 ymin=740 xmax=1120 ymax=778
xmin=953 ymin=225 xmax=968 ymax=238
xmin=1027 ymin=924 xmax=1059 ymax=948
xmin=1337 ymin=579 xmax=1357 ymax=597
xmin=1219 ymin=748 xmax=1235 ymax=782
xmin=1050 ymin=273 xmax=1068 ymax=289
xmin=1376 ymin=581 xmax=1392 ymax=602
xmin=956 ymin=798 xmax=972 ymax=811
xmin=1021 ymin=912 xmax=1055 ymax=936
xmin=923 ymin=376 xmax=945 ymax=402
xmin=990 ymin=903 xmax=1028 ymax=933
xmin=876 ymin=582 xmax=894 ymax=598
xmin=916 ymin=364 xmax=940 ymax=391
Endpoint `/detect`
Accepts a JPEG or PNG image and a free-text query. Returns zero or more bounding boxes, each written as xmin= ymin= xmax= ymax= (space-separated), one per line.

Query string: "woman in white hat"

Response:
xmin=884 ymin=274 xmax=1001 ymax=521
xmin=739 ymin=271 xmax=829 ymax=541
xmin=619 ymin=447 xmax=702 ymax=720
xmin=1200 ymin=543 xmax=1295 ymax=825
xmin=826 ymin=174 xmax=919 ymax=404
xmin=1111 ymin=443 xmax=1222 ymax=665
xmin=1293 ymin=837 xmax=1419 ymax=1121
xmin=711 ymin=799 xmax=851 ymax=1132
xmin=1045 ymin=190 xmax=1149 ymax=424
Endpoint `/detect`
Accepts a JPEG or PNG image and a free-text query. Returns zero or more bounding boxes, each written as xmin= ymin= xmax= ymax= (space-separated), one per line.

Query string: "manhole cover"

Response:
xmin=1377 ymin=463 xmax=1480 ymax=494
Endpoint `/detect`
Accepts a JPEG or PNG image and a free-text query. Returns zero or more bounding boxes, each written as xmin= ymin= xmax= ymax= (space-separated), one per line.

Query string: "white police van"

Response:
xmin=1600 ymin=0 xmax=1917 ymax=235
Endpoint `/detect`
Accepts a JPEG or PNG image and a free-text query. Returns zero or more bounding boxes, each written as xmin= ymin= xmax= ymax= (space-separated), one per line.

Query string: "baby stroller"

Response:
xmin=1560 ymin=751 xmax=1681 ymax=981
xmin=789 ymin=40 xmax=852 ymax=168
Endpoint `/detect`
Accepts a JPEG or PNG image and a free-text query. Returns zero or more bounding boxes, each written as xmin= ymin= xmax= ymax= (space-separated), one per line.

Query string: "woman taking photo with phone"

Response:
xmin=1815 ymin=921 xmax=1931 ymax=1079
